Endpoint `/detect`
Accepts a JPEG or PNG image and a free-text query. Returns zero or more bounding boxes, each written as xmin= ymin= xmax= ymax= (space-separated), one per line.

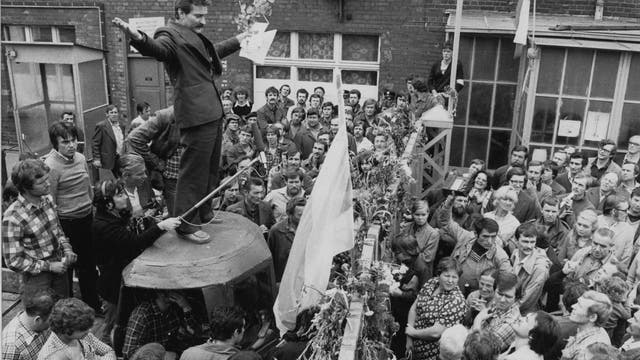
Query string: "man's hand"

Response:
xmin=259 ymin=224 xmax=269 ymax=234
xmin=112 ymin=17 xmax=143 ymax=41
xmin=49 ymin=261 xmax=67 ymax=274
xmin=64 ymin=251 xmax=77 ymax=265
xmin=167 ymin=292 xmax=191 ymax=312
xmin=92 ymin=159 xmax=102 ymax=168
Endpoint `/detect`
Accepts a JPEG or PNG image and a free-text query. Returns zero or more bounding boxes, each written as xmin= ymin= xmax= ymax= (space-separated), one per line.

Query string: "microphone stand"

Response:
xmin=178 ymin=153 xmax=265 ymax=221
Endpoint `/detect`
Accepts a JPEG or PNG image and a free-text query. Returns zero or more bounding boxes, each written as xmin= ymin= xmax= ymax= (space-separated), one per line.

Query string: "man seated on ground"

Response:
xmin=561 ymin=290 xmax=613 ymax=360
xmin=264 ymin=167 xmax=306 ymax=223
xmin=510 ymin=222 xmax=551 ymax=314
xmin=123 ymin=291 xmax=199 ymax=360
xmin=471 ymin=271 xmax=521 ymax=353
xmin=286 ymin=107 xmax=305 ymax=140
xmin=227 ymin=177 xmax=275 ymax=236
xmin=563 ymin=228 xmax=619 ymax=285
xmin=37 ymin=298 xmax=115 ymax=360
xmin=2 ymin=288 xmax=55 ymax=360
xmin=556 ymin=151 xmax=588 ymax=193
xmin=585 ymin=171 xmax=621 ymax=211
xmin=180 ymin=307 xmax=245 ymax=360
xmin=435 ymin=195 xmax=512 ymax=292
xmin=224 ymin=125 xmax=264 ymax=170
xmin=268 ymin=198 xmax=306 ymax=283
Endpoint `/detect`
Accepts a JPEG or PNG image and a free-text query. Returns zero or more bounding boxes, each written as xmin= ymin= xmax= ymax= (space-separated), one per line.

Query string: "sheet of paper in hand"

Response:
xmin=240 ymin=22 xmax=276 ymax=65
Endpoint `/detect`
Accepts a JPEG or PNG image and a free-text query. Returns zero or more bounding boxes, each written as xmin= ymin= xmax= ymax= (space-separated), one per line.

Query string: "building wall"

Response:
xmin=1 ymin=0 xmax=638 ymax=150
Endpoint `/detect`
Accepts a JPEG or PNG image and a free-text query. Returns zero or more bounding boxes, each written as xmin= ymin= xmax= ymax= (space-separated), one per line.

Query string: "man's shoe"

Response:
xmin=176 ymin=229 xmax=211 ymax=244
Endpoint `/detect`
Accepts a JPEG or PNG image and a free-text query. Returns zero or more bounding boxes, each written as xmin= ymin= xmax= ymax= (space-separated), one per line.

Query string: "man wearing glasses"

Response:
xmin=624 ymin=135 xmax=640 ymax=166
xmin=562 ymin=228 xmax=618 ymax=285
xmin=588 ymin=139 xmax=622 ymax=187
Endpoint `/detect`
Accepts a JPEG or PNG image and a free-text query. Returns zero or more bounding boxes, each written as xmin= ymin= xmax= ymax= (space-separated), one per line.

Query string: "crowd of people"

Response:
xmin=2 ymin=2 xmax=640 ymax=359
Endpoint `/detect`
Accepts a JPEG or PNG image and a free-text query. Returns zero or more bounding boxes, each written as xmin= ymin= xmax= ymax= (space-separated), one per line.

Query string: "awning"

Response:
xmin=445 ymin=10 xmax=640 ymax=43
xmin=532 ymin=37 xmax=640 ymax=52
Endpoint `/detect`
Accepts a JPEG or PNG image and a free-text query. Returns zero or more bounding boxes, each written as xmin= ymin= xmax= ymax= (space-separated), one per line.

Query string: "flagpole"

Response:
xmin=449 ymin=0 xmax=463 ymax=92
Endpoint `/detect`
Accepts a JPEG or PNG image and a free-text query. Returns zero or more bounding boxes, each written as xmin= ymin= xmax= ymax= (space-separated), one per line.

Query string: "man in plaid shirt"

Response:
xmin=2 ymin=288 xmax=55 ymax=360
xmin=2 ymin=159 xmax=77 ymax=298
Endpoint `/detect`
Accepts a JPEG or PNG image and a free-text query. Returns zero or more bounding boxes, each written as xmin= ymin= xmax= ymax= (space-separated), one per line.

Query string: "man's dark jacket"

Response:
xmin=125 ymin=106 xmax=180 ymax=172
xmin=130 ymin=21 xmax=240 ymax=129
xmin=92 ymin=120 xmax=126 ymax=170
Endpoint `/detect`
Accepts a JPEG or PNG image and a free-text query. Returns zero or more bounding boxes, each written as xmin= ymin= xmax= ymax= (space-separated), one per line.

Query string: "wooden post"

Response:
xmin=449 ymin=0 xmax=463 ymax=90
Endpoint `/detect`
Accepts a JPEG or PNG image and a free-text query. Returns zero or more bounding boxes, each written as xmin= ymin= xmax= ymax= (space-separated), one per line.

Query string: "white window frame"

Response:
xmin=253 ymin=32 xmax=380 ymax=108
xmin=2 ymin=25 xmax=74 ymax=44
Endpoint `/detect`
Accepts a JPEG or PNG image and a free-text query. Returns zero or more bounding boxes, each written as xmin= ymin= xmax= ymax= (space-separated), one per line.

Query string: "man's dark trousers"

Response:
xmin=174 ymin=119 xmax=223 ymax=227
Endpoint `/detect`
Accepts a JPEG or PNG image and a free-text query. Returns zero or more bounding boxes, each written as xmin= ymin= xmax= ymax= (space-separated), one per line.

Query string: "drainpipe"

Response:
xmin=595 ymin=0 xmax=604 ymax=21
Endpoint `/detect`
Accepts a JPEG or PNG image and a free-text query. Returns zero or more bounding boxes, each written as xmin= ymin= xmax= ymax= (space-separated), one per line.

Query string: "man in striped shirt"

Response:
xmin=2 ymin=159 xmax=76 ymax=298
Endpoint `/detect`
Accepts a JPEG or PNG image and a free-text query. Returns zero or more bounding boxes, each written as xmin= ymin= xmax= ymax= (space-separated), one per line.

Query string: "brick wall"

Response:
xmin=1 ymin=0 xmax=638 ymax=149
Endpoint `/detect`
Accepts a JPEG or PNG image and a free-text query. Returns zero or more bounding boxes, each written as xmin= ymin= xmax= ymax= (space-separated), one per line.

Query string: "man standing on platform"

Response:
xmin=113 ymin=0 xmax=250 ymax=243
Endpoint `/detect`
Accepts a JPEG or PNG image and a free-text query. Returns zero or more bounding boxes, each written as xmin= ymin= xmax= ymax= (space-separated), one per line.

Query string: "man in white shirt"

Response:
xmin=130 ymin=102 xmax=151 ymax=130
xmin=353 ymin=121 xmax=373 ymax=154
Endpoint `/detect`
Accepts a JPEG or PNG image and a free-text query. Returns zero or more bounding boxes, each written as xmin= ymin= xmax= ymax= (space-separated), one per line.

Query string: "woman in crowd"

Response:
xmin=264 ymin=124 xmax=283 ymax=174
xmin=118 ymin=153 xmax=162 ymax=233
xmin=403 ymin=200 xmax=440 ymax=279
xmin=92 ymin=179 xmax=180 ymax=344
xmin=484 ymin=186 xmax=520 ymax=254
xmin=232 ymin=87 xmax=253 ymax=119
xmin=467 ymin=170 xmax=492 ymax=215
xmin=499 ymin=311 xmax=561 ymax=360
xmin=557 ymin=209 xmax=599 ymax=262
xmin=406 ymin=257 xmax=467 ymax=360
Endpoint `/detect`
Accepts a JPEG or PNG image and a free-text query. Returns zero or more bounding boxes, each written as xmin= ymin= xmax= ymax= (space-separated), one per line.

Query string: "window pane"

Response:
xmin=493 ymin=84 xmax=516 ymax=128
xmin=450 ymin=126 xmax=465 ymax=167
xmin=472 ymin=38 xmax=497 ymax=80
xmin=557 ymin=98 xmax=585 ymax=146
xmin=299 ymin=68 xmax=332 ymax=82
xmin=468 ymin=83 xmax=492 ymax=126
xmin=582 ymin=101 xmax=612 ymax=148
xmin=537 ymin=47 xmax=564 ymax=94
xmin=590 ymin=51 xmax=619 ymax=99
xmin=32 ymin=26 xmax=53 ymax=42
xmin=531 ymin=96 xmax=556 ymax=143
xmin=458 ymin=36 xmax=473 ymax=78
xmin=267 ymin=32 xmax=290 ymax=58
xmin=455 ymin=89 xmax=469 ymax=125
xmin=562 ymin=48 xmax=592 ymax=96
xmin=18 ymin=104 xmax=50 ymax=156
xmin=488 ymin=130 xmax=511 ymax=169
xmin=497 ymin=39 xmax=518 ymax=82
xmin=342 ymin=34 xmax=378 ymax=62
xmin=256 ymin=66 xmax=290 ymax=79
xmin=12 ymin=63 xmax=44 ymax=107
xmin=4 ymin=25 xmax=26 ymax=41
xmin=299 ymin=33 xmax=333 ymax=60
xmin=58 ymin=26 xmax=76 ymax=43
xmin=464 ymin=128 xmax=489 ymax=166
xmin=45 ymin=64 xmax=75 ymax=102
xmin=341 ymin=70 xmax=377 ymax=85
xmin=618 ymin=103 xmax=640 ymax=150
xmin=626 ymin=54 xmax=640 ymax=101
xmin=79 ymin=60 xmax=107 ymax=110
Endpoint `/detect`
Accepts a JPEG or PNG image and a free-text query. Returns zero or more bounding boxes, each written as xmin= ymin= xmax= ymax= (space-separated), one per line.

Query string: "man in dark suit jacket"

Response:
xmin=226 ymin=177 xmax=275 ymax=238
xmin=491 ymin=145 xmax=528 ymax=189
xmin=92 ymin=105 xmax=126 ymax=177
xmin=113 ymin=2 xmax=249 ymax=243
xmin=584 ymin=172 xmax=620 ymax=212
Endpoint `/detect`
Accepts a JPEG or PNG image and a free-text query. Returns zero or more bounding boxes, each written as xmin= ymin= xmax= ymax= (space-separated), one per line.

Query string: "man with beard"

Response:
xmin=492 ymin=145 xmax=528 ymax=189
xmin=92 ymin=179 xmax=181 ymax=342
xmin=286 ymin=107 xmax=305 ymax=140
xmin=286 ymin=89 xmax=309 ymax=120
xmin=436 ymin=195 xmax=512 ymax=293
xmin=268 ymin=197 xmax=306 ymax=282
xmin=353 ymin=121 xmax=373 ymax=154
xmin=264 ymin=167 xmax=305 ymax=223
xmin=257 ymin=86 xmax=286 ymax=138
xmin=227 ymin=177 xmax=274 ymax=236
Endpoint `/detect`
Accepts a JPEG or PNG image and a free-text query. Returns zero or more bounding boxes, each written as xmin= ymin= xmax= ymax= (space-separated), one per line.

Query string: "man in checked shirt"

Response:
xmin=2 ymin=159 xmax=77 ymax=298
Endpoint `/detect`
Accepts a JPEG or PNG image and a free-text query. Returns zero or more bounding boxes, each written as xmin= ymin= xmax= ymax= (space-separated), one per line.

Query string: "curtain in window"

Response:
xmin=256 ymin=66 xmax=291 ymax=79
xmin=341 ymin=70 xmax=377 ymax=86
xmin=298 ymin=68 xmax=333 ymax=82
xmin=299 ymin=33 xmax=334 ymax=60
xmin=267 ymin=32 xmax=291 ymax=58
xmin=342 ymin=35 xmax=378 ymax=62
